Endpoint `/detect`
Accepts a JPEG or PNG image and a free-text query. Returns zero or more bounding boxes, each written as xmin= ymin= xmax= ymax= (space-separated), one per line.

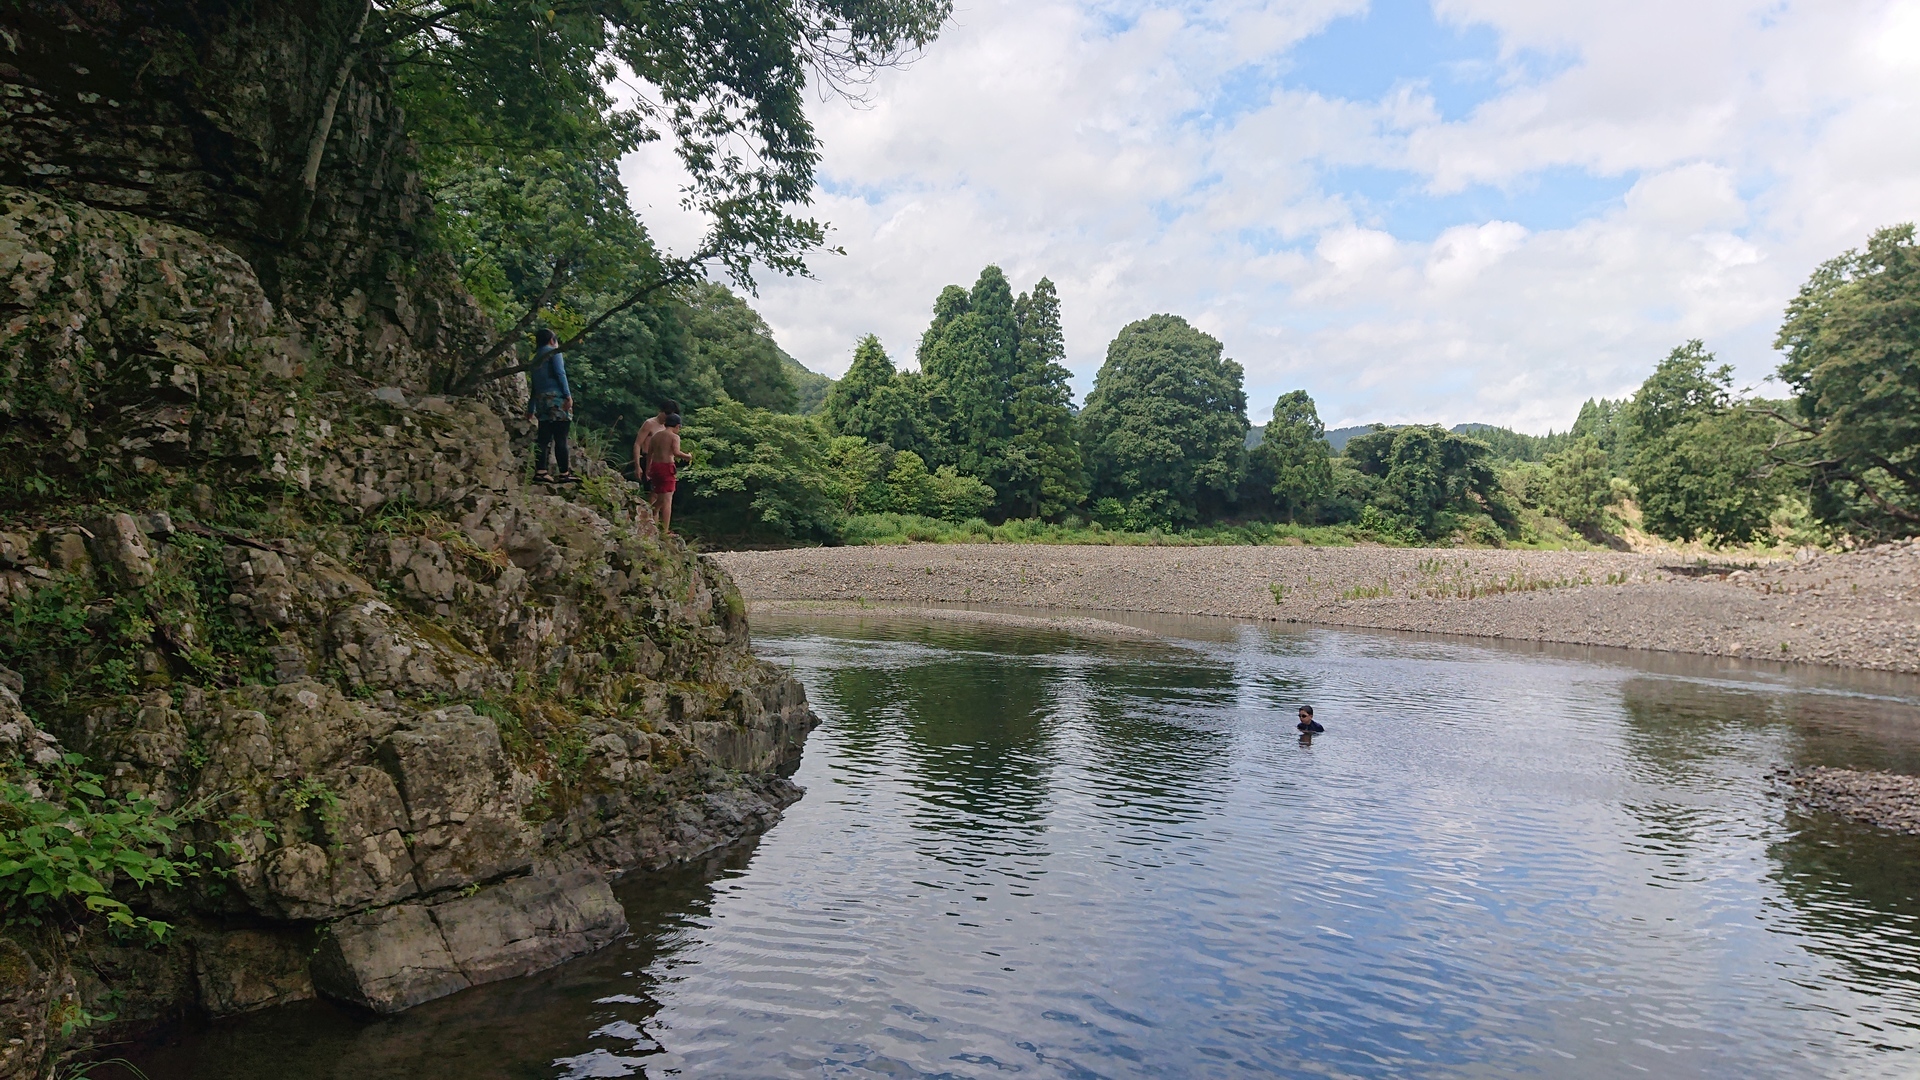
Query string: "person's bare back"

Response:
xmin=633 ymin=399 xmax=679 ymax=480
xmin=645 ymin=426 xmax=684 ymax=466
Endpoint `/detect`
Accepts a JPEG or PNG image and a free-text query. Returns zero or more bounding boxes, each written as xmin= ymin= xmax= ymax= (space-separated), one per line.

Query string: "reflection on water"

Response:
xmin=122 ymin=614 xmax=1920 ymax=1079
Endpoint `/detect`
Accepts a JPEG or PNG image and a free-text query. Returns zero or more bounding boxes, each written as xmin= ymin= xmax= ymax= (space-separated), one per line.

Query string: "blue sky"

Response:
xmin=625 ymin=0 xmax=1920 ymax=432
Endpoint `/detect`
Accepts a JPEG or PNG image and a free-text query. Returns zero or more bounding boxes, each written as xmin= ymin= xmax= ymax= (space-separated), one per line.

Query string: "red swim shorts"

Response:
xmin=646 ymin=460 xmax=677 ymax=493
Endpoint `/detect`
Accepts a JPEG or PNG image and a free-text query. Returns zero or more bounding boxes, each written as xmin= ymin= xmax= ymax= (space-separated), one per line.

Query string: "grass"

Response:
xmin=1321 ymin=558 xmax=1643 ymax=602
xmin=836 ymin=513 xmax=1371 ymax=548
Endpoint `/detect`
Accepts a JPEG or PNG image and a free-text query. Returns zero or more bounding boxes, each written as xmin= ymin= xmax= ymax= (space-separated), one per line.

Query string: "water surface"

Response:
xmin=127 ymin=614 xmax=1920 ymax=1078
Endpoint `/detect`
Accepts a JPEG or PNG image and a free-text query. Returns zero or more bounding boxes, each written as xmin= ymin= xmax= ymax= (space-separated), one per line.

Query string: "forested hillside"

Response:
xmin=660 ymin=237 xmax=1915 ymax=551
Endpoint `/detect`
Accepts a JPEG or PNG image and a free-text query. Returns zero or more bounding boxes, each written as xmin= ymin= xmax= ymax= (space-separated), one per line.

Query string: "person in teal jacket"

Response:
xmin=525 ymin=328 xmax=576 ymax=482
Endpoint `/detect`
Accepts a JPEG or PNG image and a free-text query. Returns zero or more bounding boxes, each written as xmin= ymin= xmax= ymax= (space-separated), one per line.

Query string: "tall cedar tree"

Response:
xmin=1774 ymin=224 xmax=1920 ymax=537
xmin=1004 ymin=279 xmax=1088 ymax=518
xmin=919 ymin=268 xmax=1019 ymax=479
xmin=824 ymin=335 xmax=925 ymax=449
xmin=908 ymin=268 xmax=1084 ymax=519
xmin=1079 ymin=315 xmax=1249 ymax=526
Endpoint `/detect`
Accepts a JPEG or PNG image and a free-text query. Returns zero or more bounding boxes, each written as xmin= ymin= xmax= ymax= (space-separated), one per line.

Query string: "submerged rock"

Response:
xmin=1781 ymin=766 xmax=1920 ymax=835
xmin=312 ymin=869 xmax=627 ymax=1014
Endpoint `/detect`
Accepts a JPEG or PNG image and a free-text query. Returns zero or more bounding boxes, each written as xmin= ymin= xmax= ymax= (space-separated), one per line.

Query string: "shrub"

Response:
xmin=0 ymin=756 xmax=253 ymax=942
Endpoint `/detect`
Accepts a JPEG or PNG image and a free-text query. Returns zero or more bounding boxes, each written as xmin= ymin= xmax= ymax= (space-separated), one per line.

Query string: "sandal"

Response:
xmin=554 ymin=472 xmax=581 ymax=484
xmin=533 ymin=470 xmax=554 ymax=483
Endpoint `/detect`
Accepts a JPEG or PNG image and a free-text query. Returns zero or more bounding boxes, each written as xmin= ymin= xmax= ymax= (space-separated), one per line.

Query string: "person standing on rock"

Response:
xmin=644 ymin=413 xmax=693 ymax=534
xmin=526 ymin=328 xmax=577 ymax=483
xmin=633 ymin=397 xmax=680 ymax=487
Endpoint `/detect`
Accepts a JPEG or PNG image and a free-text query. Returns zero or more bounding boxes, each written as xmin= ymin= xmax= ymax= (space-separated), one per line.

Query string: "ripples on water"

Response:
xmin=126 ymin=614 xmax=1920 ymax=1079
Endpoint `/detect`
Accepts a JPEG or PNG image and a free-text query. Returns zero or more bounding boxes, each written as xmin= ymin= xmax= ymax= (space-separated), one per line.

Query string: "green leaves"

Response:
xmin=680 ymin=283 xmax=800 ymax=412
xmin=830 ymin=269 xmax=1083 ymax=521
xmin=1616 ymin=342 xmax=1796 ymax=545
xmin=679 ymin=400 xmax=843 ymax=541
xmin=1343 ymin=426 xmax=1503 ymax=541
xmin=1773 ymin=223 xmax=1920 ymax=539
xmin=0 ymin=750 xmax=268 ymax=943
xmin=1257 ymin=390 xmax=1334 ymax=523
xmin=1631 ymin=408 xmax=1785 ymax=544
xmin=0 ymin=759 xmax=187 ymax=941
xmin=1080 ymin=314 xmax=1250 ymax=526
xmin=384 ymin=0 xmax=952 ymax=358
xmin=1535 ymin=439 xmax=1617 ymax=532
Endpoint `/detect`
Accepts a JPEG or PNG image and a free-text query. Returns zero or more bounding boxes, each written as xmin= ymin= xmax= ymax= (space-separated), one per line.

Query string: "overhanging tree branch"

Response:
xmin=449 ymin=257 xmax=572 ymax=390
xmin=449 ymin=248 xmax=717 ymax=394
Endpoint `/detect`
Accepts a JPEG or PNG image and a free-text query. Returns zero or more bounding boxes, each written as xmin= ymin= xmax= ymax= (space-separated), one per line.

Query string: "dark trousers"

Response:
xmin=535 ymin=419 xmax=571 ymax=474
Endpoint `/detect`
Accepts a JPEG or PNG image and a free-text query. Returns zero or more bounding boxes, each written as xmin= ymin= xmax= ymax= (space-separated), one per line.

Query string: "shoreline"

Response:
xmin=715 ymin=540 xmax=1920 ymax=676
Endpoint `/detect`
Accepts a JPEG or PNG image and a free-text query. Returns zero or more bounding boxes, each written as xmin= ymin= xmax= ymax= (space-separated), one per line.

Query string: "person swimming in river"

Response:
xmin=1296 ymin=706 xmax=1324 ymax=733
xmin=642 ymin=413 xmax=692 ymax=535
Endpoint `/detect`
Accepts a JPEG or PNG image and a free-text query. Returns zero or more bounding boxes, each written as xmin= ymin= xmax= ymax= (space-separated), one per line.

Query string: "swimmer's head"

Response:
xmin=1298 ymin=705 xmax=1313 ymax=718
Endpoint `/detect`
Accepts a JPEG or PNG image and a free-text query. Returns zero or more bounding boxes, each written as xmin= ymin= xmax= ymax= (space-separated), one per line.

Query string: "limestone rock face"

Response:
xmin=378 ymin=709 xmax=536 ymax=894
xmin=0 ymin=937 xmax=71 ymax=1080
xmin=0 ymin=182 xmax=820 ymax=1067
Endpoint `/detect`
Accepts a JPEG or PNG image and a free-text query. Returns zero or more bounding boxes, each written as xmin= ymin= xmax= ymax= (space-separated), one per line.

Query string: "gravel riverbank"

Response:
xmin=714 ymin=539 xmax=1920 ymax=674
xmin=1783 ymin=767 xmax=1920 ymax=835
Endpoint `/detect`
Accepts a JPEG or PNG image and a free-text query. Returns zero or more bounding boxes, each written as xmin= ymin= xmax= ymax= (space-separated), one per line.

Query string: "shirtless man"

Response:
xmin=633 ymin=398 xmax=680 ymax=486
xmin=642 ymin=413 xmax=692 ymax=534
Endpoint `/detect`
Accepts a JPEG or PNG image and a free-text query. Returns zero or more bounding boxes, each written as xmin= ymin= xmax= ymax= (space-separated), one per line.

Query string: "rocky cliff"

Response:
xmin=0 ymin=36 xmax=818 ymax=1072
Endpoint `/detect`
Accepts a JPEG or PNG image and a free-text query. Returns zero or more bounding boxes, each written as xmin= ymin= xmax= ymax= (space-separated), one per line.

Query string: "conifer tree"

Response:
xmin=822 ymin=335 xmax=925 ymax=449
xmin=1004 ymin=278 xmax=1087 ymax=518
xmin=900 ymin=266 xmax=1099 ymax=518
xmin=919 ymin=268 xmax=1016 ymax=477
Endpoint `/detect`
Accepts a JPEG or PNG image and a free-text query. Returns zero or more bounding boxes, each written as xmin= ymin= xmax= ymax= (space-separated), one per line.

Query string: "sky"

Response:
xmin=621 ymin=0 xmax=1920 ymax=433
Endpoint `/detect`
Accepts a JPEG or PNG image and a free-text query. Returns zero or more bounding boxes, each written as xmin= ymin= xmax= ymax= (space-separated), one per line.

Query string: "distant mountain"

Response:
xmin=782 ymin=354 xmax=833 ymax=415
xmin=1246 ymin=422 xmax=1564 ymax=459
xmin=1245 ymin=423 xmax=1375 ymax=451
xmin=1325 ymin=424 xmax=1376 ymax=453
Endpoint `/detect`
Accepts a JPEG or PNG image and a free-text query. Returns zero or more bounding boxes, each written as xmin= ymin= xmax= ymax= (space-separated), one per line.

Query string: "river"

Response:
xmin=125 ymin=611 xmax=1920 ymax=1078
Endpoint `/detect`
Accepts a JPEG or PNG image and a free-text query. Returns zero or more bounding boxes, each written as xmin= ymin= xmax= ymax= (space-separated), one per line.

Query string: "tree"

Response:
xmin=901 ymin=268 xmax=1084 ymax=519
xmin=679 ymin=283 xmax=798 ymax=412
xmin=1536 ymin=439 xmax=1617 ymax=532
xmin=785 ymin=358 xmax=835 ymax=415
xmin=1004 ymin=278 xmax=1086 ymax=519
xmin=1624 ymin=342 xmax=1782 ymax=544
xmin=823 ymin=334 xmax=893 ymax=432
xmin=919 ymin=267 xmax=1018 ymax=478
xmin=1571 ymin=397 xmax=1632 ymax=465
xmin=1255 ymin=390 xmax=1333 ymax=522
xmin=1631 ymin=410 xmax=1782 ymax=543
xmin=351 ymin=0 xmax=954 ymax=392
xmin=565 ymin=298 xmax=720 ymax=464
xmin=1078 ymin=315 xmax=1249 ymax=526
xmin=1343 ymin=425 xmax=1502 ymax=539
xmin=677 ymin=401 xmax=841 ymax=541
xmin=822 ymin=436 xmax=991 ymax=521
xmin=1448 ymin=424 xmax=1569 ymax=462
xmin=1773 ymin=223 xmax=1920 ymax=538
xmin=823 ymin=335 xmax=925 ymax=449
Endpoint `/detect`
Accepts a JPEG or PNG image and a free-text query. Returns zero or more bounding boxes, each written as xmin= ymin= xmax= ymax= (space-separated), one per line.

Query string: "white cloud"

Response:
xmin=621 ymin=0 xmax=1920 ymax=432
